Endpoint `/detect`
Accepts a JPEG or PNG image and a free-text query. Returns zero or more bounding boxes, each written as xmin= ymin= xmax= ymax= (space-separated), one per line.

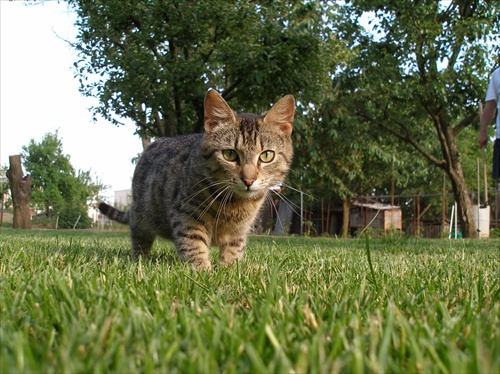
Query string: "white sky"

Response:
xmin=0 ymin=1 xmax=143 ymax=202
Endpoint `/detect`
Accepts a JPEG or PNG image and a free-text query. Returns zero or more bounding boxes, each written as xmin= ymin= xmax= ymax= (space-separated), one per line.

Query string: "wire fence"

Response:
xmin=261 ymin=185 xmax=500 ymax=238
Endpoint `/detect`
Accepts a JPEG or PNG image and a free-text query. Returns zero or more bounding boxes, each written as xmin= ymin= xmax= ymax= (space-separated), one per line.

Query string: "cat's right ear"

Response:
xmin=204 ymin=89 xmax=236 ymax=133
xmin=263 ymin=94 xmax=295 ymax=136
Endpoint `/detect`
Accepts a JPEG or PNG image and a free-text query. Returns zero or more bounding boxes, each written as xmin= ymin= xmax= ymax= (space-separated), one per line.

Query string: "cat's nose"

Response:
xmin=242 ymin=178 xmax=255 ymax=187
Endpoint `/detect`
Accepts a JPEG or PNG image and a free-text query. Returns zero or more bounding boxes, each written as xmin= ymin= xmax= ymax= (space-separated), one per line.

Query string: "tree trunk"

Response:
xmin=447 ymin=165 xmax=477 ymax=238
xmin=141 ymin=136 xmax=151 ymax=150
xmin=326 ymin=193 xmax=331 ymax=236
xmin=6 ymin=155 xmax=31 ymax=229
xmin=0 ymin=194 xmax=4 ymax=226
xmin=45 ymin=201 xmax=51 ymax=219
xmin=441 ymin=172 xmax=447 ymax=229
xmin=341 ymin=197 xmax=351 ymax=238
xmin=436 ymin=119 xmax=477 ymax=238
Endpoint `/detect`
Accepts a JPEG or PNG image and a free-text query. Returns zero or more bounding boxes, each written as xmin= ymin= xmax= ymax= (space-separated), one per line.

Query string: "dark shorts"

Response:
xmin=494 ymin=139 xmax=500 ymax=180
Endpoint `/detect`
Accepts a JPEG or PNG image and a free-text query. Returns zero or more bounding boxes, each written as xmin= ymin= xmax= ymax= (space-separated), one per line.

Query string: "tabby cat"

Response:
xmin=99 ymin=89 xmax=295 ymax=269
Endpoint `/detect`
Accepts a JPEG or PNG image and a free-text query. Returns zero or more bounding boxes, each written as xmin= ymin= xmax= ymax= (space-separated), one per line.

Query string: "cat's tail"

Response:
xmin=98 ymin=202 xmax=130 ymax=224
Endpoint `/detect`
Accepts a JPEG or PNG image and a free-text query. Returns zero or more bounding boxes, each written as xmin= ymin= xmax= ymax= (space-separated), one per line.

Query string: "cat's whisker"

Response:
xmin=196 ymin=184 xmax=232 ymax=221
xmin=191 ymin=184 xmax=229 ymax=214
xmin=190 ymin=176 xmax=218 ymax=190
xmin=185 ymin=183 xmax=229 ymax=221
xmin=212 ymin=187 xmax=228 ymax=224
xmin=218 ymin=188 xmax=232 ymax=219
xmin=281 ymin=182 xmax=315 ymax=201
xmin=267 ymin=187 xmax=318 ymax=234
xmin=182 ymin=178 xmax=227 ymax=202
xmin=265 ymin=191 xmax=292 ymax=235
xmin=181 ymin=180 xmax=229 ymax=209
xmin=214 ymin=188 xmax=233 ymax=236
xmin=269 ymin=189 xmax=302 ymax=217
xmin=264 ymin=193 xmax=280 ymax=234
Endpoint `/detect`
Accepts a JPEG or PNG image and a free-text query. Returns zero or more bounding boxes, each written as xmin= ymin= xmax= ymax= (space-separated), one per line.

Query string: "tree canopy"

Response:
xmin=68 ymin=0 xmax=499 ymax=236
xmin=21 ymin=131 xmax=104 ymax=228
xmin=333 ymin=0 xmax=499 ymax=237
xmin=294 ymin=87 xmax=432 ymax=236
xmin=0 ymin=166 xmax=11 ymax=210
xmin=70 ymin=0 xmax=337 ymax=138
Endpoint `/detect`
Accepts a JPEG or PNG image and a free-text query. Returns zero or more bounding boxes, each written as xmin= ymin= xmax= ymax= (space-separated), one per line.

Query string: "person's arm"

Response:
xmin=478 ymin=100 xmax=497 ymax=148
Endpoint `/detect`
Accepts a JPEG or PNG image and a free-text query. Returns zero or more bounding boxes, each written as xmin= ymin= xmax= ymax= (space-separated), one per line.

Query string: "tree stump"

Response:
xmin=6 ymin=155 xmax=32 ymax=229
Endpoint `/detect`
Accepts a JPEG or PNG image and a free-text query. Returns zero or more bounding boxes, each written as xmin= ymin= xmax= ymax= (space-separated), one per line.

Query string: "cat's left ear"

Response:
xmin=263 ymin=95 xmax=295 ymax=136
xmin=204 ymin=89 xmax=236 ymax=133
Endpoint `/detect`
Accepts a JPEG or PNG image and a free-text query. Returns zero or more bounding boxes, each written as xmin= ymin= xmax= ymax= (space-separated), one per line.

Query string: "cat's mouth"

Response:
xmin=232 ymin=184 xmax=266 ymax=199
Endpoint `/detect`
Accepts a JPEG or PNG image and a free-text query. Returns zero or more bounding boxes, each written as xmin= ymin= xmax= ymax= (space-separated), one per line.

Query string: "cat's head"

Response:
xmin=202 ymin=89 xmax=295 ymax=200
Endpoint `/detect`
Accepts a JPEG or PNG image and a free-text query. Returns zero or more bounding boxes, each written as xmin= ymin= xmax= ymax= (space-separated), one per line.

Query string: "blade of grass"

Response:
xmin=365 ymin=235 xmax=379 ymax=291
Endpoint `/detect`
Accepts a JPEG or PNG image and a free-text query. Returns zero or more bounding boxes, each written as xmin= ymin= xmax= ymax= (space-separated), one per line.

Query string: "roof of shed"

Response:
xmin=351 ymin=201 xmax=401 ymax=210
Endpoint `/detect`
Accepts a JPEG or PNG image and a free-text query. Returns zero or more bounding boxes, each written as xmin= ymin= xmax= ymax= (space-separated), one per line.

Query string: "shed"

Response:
xmin=350 ymin=201 xmax=402 ymax=233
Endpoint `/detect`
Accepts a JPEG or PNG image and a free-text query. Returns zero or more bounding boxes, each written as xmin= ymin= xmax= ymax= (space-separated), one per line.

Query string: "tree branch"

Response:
xmin=452 ymin=112 xmax=478 ymax=136
xmin=377 ymin=120 xmax=445 ymax=168
xmin=358 ymin=97 xmax=446 ymax=168
xmin=222 ymin=77 xmax=243 ymax=101
xmin=202 ymin=25 xmax=221 ymax=64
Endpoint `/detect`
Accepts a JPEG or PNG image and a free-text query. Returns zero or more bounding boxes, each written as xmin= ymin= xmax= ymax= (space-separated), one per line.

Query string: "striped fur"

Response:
xmin=99 ymin=89 xmax=295 ymax=269
xmin=98 ymin=202 xmax=129 ymax=224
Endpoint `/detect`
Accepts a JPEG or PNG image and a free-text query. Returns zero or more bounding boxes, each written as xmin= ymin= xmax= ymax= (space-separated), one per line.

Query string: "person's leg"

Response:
xmin=493 ymin=138 xmax=500 ymax=180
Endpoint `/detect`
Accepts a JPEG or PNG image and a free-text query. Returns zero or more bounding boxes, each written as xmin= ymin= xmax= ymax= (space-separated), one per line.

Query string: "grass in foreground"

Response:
xmin=0 ymin=229 xmax=499 ymax=373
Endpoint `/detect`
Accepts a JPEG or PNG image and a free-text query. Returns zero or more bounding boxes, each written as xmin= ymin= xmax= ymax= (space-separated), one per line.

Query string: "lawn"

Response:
xmin=0 ymin=229 xmax=498 ymax=373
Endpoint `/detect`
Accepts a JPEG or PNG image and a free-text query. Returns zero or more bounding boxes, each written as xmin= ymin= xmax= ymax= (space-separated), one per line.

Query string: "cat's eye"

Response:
xmin=259 ymin=150 xmax=275 ymax=163
xmin=222 ymin=149 xmax=238 ymax=162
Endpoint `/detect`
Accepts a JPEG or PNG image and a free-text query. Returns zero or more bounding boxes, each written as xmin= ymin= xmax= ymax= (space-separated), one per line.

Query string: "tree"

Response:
xmin=0 ymin=165 xmax=13 ymax=226
xmin=336 ymin=0 xmax=500 ymax=237
xmin=22 ymin=131 xmax=73 ymax=219
xmin=6 ymin=156 xmax=32 ymax=229
xmin=294 ymin=87 xmax=428 ymax=237
xmin=69 ymin=0 xmax=335 ymax=140
xmin=21 ymin=131 xmax=105 ymax=228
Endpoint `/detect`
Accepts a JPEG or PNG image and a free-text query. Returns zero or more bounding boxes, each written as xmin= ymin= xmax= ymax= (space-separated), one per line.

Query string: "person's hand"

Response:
xmin=478 ymin=129 xmax=488 ymax=148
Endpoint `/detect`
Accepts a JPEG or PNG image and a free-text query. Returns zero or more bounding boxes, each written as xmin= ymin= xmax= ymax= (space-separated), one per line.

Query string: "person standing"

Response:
xmin=478 ymin=67 xmax=500 ymax=180
xmin=478 ymin=67 xmax=500 ymax=228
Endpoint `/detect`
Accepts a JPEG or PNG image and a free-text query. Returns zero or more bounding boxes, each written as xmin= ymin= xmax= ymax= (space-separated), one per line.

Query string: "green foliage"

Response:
xmin=21 ymin=131 xmax=105 ymax=228
xmin=22 ymin=132 xmax=72 ymax=215
xmin=69 ymin=0 xmax=336 ymax=137
xmin=333 ymin=0 xmax=499 ymax=237
xmin=293 ymin=90 xmax=424 ymax=202
xmin=0 ymin=165 xmax=9 ymax=195
xmin=67 ymin=0 xmax=499 ymax=233
xmin=0 ymin=165 xmax=12 ymax=210
xmin=1 ymin=230 xmax=499 ymax=372
xmin=341 ymin=0 xmax=499 ymax=138
xmin=458 ymin=126 xmax=496 ymax=197
xmin=58 ymin=207 xmax=92 ymax=230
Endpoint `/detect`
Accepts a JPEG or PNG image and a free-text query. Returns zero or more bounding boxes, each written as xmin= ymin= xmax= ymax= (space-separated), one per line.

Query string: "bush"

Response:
xmin=31 ymin=208 xmax=93 ymax=229
xmin=490 ymin=227 xmax=500 ymax=238
xmin=57 ymin=208 xmax=92 ymax=229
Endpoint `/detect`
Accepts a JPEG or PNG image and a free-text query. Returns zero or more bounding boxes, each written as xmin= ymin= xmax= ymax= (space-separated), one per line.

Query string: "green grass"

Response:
xmin=1 ymin=229 xmax=499 ymax=373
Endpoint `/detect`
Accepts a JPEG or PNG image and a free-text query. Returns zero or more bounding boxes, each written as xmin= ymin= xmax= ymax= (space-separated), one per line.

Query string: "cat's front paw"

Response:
xmin=192 ymin=258 xmax=212 ymax=270
xmin=220 ymin=253 xmax=244 ymax=267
